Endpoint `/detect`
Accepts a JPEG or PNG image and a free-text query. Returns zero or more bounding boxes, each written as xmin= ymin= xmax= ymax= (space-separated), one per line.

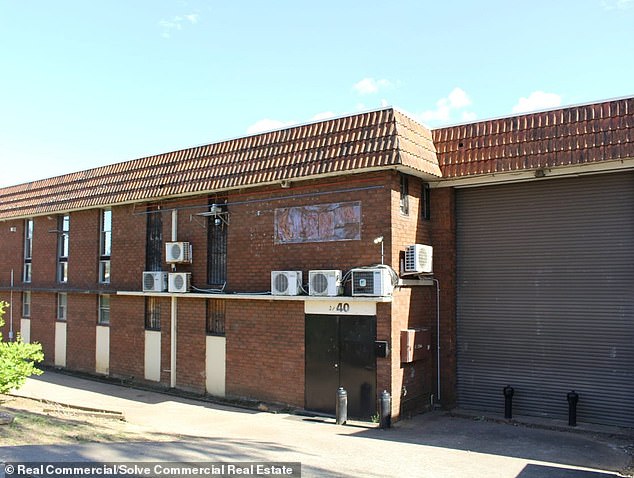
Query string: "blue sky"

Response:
xmin=1 ymin=0 xmax=632 ymax=187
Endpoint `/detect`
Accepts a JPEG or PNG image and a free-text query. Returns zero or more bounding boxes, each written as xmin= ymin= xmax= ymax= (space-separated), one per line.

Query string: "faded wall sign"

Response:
xmin=275 ymin=201 xmax=361 ymax=244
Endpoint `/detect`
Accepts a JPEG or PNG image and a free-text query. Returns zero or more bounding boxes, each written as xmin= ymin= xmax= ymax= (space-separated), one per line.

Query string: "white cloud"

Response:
xmin=159 ymin=14 xmax=200 ymax=38
xmin=353 ymin=78 xmax=392 ymax=95
xmin=246 ymin=118 xmax=296 ymax=135
xmin=416 ymin=87 xmax=475 ymax=125
xmin=600 ymin=0 xmax=633 ymax=10
xmin=512 ymin=91 xmax=562 ymax=113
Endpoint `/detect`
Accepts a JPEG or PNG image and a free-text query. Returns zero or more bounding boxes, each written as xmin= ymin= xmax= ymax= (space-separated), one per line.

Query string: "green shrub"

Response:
xmin=0 ymin=301 xmax=44 ymax=393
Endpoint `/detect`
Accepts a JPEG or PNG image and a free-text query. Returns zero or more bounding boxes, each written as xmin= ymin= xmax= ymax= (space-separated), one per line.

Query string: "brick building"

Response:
xmin=0 ymin=97 xmax=632 ymax=426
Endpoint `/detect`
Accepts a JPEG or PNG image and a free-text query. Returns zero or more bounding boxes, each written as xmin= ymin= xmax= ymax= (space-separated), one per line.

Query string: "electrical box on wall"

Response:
xmin=400 ymin=328 xmax=431 ymax=363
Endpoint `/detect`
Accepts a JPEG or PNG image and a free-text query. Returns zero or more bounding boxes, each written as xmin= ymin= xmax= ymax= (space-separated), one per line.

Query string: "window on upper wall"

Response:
xmin=421 ymin=182 xmax=431 ymax=221
xmin=98 ymin=294 xmax=110 ymax=326
xmin=99 ymin=209 xmax=112 ymax=284
xmin=146 ymin=207 xmax=163 ymax=272
xmin=144 ymin=296 xmax=161 ymax=331
xmin=57 ymin=214 xmax=70 ymax=283
xmin=57 ymin=292 xmax=67 ymax=321
xmin=206 ymin=299 xmax=225 ymax=336
xmin=207 ymin=201 xmax=228 ymax=285
xmin=400 ymin=174 xmax=410 ymax=215
xmin=22 ymin=291 xmax=31 ymax=317
xmin=23 ymin=218 xmax=33 ymax=283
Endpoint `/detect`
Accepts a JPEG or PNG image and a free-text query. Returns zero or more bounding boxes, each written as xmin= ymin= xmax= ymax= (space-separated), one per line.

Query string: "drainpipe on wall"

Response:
xmin=170 ymin=209 xmax=178 ymax=389
xmin=432 ymin=278 xmax=441 ymax=404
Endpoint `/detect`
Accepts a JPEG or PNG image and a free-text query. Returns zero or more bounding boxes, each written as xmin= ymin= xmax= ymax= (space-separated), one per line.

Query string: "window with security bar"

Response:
xmin=206 ymin=299 xmax=225 ymax=336
xmin=145 ymin=296 xmax=161 ymax=331
xmin=207 ymin=201 xmax=227 ymax=285
xmin=146 ymin=207 xmax=163 ymax=272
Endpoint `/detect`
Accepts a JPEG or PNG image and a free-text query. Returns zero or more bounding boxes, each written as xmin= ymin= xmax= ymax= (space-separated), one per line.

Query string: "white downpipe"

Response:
xmin=170 ymin=209 xmax=178 ymax=389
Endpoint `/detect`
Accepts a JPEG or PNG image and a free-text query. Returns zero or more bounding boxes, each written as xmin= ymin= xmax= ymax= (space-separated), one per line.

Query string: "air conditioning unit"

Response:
xmin=351 ymin=268 xmax=394 ymax=297
xmin=143 ymin=271 xmax=168 ymax=292
xmin=165 ymin=241 xmax=192 ymax=264
xmin=168 ymin=272 xmax=191 ymax=293
xmin=271 ymin=271 xmax=302 ymax=296
xmin=404 ymin=244 xmax=433 ymax=274
xmin=309 ymin=270 xmax=343 ymax=296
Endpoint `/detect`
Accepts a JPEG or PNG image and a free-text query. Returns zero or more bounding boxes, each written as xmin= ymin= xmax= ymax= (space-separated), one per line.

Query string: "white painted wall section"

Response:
xmin=206 ymin=335 xmax=226 ymax=397
xmin=145 ymin=330 xmax=162 ymax=382
xmin=54 ymin=322 xmax=67 ymax=367
xmin=95 ymin=325 xmax=110 ymax=375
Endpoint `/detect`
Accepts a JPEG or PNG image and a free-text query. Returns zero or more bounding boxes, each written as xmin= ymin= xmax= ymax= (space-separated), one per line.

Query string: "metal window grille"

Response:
xmin=145 ymin=297 xmax=161 ymax=330
xmin=206 ymin=299 xmax=225 ymax=336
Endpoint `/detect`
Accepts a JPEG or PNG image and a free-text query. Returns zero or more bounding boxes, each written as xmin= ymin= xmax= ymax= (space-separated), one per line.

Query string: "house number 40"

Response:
xmin=330 ymin=302 xmax=351 ymax=313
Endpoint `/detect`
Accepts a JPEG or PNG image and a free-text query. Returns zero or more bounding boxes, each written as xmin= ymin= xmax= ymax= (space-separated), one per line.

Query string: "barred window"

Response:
xmin=206 ymin=299 xmax=225 ymax=336
xmin=145 ymin=297 xmax=161 ymax=331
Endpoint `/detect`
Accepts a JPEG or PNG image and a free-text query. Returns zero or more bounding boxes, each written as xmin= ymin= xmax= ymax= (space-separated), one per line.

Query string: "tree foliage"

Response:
xmin=0 ymin=301 xmax=44 ymax=394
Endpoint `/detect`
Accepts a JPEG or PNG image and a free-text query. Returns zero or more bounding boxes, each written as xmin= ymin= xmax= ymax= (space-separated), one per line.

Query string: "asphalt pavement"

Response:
xmin=1 ymin=371 xmax=632 ymax=478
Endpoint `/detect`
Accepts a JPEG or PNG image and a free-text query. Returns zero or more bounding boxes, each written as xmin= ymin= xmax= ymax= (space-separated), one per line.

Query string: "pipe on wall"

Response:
xmin=170 ymin=209 xmax=178 ymax=389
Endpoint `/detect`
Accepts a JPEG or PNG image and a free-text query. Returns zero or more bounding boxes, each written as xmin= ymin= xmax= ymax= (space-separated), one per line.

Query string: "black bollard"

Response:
xmin=336 ymin=387 xmax=347 ymax=425
xmin=503 ymin=385 xmax=514 ymax=420
xmin=379 ymin=390 xmax=391 ymax=429
xmin=567 ymin=391 xmax=579 ymax=427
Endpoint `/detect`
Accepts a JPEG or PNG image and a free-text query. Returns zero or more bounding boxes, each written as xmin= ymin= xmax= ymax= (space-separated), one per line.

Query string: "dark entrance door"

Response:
xmin=305 ymin=314 xmax=376 ymax=420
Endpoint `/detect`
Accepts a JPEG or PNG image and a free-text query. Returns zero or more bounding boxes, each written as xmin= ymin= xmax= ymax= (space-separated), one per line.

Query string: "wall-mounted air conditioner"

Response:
xmin=404 ymin=244 xmax=433 ymax=274
xmin=143 ymin=271 xmax=168 ymax=292
xmin=168 ymin=272 xmax=191 ymax=293
xmin=309 ymin=270 xmax=343 ymax=297
xmin=271 ymin=271 xmax=302 ymax=296
xmin=165 ymin=241 xmax=192 ymax=264
xmin=351 ymin=268 xmax=394 ymax=297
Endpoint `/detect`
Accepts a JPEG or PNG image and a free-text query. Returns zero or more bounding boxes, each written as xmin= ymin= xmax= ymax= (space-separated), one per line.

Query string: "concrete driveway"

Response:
xmin=1 ymin=372 xmax=632 ymax=478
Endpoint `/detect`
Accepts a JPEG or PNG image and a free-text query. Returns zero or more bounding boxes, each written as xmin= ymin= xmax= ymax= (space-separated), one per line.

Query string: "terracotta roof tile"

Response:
xmin=0 ymin=108 xmax=441 ymax=219
xmin=433 ymin=97 xmax=634 ymax=178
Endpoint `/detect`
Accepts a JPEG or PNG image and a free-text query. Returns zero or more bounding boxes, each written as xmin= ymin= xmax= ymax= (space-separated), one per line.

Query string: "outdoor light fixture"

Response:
xmin=196 ymin=203 xmax=230 ymax=226
xmin=374 ymin=235 xmax=384 ymax=264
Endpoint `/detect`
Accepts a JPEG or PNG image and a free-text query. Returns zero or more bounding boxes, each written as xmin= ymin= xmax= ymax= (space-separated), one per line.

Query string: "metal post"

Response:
xmin=336 ymin=387 xmax=347 ymax=425
xmin=567 ymin=391 xmax=579 ymax=427
xmin=379 ymin=390 xmax=391 ymax=429
xmin=503 ymin=385 xmax=514 ymax=419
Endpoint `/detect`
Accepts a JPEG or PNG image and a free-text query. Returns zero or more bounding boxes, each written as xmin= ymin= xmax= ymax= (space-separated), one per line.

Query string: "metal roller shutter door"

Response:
xmin=456 ymin=173 xmax=634 ymax=427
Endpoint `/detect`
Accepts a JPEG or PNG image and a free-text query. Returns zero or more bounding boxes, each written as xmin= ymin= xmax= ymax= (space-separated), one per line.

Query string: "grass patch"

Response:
xmin=0 ymin=396 xmax=176 ymax=446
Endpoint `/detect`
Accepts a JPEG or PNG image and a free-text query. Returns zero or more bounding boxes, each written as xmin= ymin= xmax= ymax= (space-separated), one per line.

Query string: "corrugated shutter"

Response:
xmin=456 ymin=173 xmax=634 ymax=427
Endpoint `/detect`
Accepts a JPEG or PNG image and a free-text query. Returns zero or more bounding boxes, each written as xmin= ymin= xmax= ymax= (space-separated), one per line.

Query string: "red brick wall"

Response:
xmin=111 ymin=205 xmax=147 ymax=291
xmin=66 ymin=293 xmax=97 ymax=372
xmin=388 ymin=172 xmax=437 ymax=419
xmin=68 ymin=210 xmax=99 ymax=289
xmin=430 ymin=187 xmax=457 ymax=408
xmin=28 ymin=292 xmax=56 ymax=364
xmin=176 ymin=297 xmax=206 ymax=393
xmin=0 ymin=170 xmax=460 ymax=420
xmin=226 ymin=300 xmax=304 ymax=406
xmin=109 ymin=295 xmax=146 ymax=380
